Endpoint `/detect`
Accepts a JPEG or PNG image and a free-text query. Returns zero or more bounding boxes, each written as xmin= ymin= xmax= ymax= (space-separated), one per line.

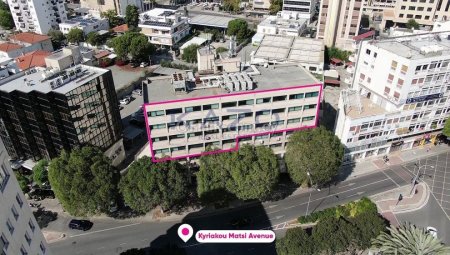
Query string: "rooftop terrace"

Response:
xmin=145 ymin=65 xmax=319 ymax=103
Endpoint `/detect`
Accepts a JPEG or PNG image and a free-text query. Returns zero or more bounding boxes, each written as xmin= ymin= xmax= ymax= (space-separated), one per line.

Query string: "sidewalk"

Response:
xmin=342 ymin=144 xmax=450 ymax=179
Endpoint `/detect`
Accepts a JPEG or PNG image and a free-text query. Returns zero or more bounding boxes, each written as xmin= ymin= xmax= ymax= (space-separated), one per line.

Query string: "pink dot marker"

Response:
xmin=178 ymin=224 xmax=193 ymax=243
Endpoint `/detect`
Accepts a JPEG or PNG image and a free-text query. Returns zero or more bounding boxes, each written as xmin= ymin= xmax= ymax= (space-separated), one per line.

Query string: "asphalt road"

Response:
xmin=49 ymin=168 xmax=409 ymax=255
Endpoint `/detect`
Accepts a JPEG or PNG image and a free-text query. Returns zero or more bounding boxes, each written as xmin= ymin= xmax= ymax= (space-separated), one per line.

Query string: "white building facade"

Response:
xmin=59 ymin=16 xmax=109 ymax=35
xmin=8 ymin=0 xmax=67 ymax=34
xmin=138 ymin=9 xmax=190 ymax=47
xmin=0 ymin=139 xmax=51 ymax=255
xmin=282 ymin=0 xmax=316 ymax=22
xmin=335 ymin=32 xmax=450 ymax=162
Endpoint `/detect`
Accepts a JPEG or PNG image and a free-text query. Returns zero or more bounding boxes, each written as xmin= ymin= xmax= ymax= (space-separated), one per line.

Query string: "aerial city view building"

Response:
xmin=0 ymin=0 xmax=449 ymax=254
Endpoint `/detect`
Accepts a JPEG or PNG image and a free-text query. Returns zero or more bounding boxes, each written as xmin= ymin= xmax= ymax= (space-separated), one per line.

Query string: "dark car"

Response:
xmin=29 ymin=189 xmax=55 ymax=200
xmin=69 ymin=219 xmax=93 ymax=231
xmin=229 ymin=217 xmax=252 ymax=229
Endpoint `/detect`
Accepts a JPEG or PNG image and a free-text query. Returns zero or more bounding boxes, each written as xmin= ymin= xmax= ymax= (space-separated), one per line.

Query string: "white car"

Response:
xmin=140 ymin=62 xmax=149 ymax=67
xmin=426 ymin=227 xmax=437 ymax=238
xmin=119 ymin=98 xmax=130 ymax=105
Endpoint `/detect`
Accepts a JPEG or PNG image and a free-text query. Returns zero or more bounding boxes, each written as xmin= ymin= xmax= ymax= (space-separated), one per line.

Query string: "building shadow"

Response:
xmin=120 ymin=194 xmax=277 ymax=255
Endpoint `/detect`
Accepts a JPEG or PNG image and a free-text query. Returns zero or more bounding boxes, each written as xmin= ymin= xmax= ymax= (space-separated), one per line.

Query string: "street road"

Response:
xmin=50 ymin=167 xmax=411 ymax=255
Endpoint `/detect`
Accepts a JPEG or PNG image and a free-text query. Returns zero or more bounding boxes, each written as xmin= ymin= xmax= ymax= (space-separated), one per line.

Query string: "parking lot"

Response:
xmin=403 ymin=151 xmax=450 ymax=218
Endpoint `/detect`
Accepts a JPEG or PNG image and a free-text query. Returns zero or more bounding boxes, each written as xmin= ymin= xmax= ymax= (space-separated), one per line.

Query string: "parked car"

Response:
xmin=140 ymin=62 xmax=149 ymax=67
xmin=426 ymin=226 xmax=437 ymax=238
xmin=119 ymin=98 xmax=130 ymax=105
xmin=29 ymin=189 xmax=55 ymax=200
xmin=69 ymin=219 xmax=93 ymax=231
xmin=132 ymin=89 xmax=142 ymax=96
xmin=130 ymin=62 xmax=139 ymax=68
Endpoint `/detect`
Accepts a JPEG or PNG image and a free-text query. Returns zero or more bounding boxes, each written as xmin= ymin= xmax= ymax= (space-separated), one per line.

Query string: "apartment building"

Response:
xmin=59 ymin=16 xmax=109 ymax=35
xmin=255 ymin=14 xmax=308 ymax=38
xmin=253 ymin=0 xmax=271 ymax=11
xmin=141 ymin=65 xmax=322 ymax=162
xmin=138 ymin=9 xmax=190 ymax=47
xmin=282 ymin=0 xmax=316 ymax=21
xmin=80 ymin=0 xmax=145 ymax=16
xmin=316 ymin=0 xmax=363 ymax=50
xmin=0 ymin=65 xmax=124 ymax=166
xmin=8 ymin=0 xmax=67 ymax=34
xmin=1 ymin=139 xmax=51 ymax=255
xmin=335 ymin=32 xmax=450 ymax=161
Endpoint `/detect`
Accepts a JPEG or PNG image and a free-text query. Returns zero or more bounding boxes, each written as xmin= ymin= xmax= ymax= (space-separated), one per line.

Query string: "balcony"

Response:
xmin=346 ymin=66 xmax=355 ymax=74
xmin=349 ymin=54 xmax=356 ymax=62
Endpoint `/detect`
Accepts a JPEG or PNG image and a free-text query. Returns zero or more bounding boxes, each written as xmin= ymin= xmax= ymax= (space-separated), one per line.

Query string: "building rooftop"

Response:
xmin=0 ymin=42 xmax=22 ymax=52
xmin=258 ymin=16 xmax=307 ymax=31
xmin=189 ymin=14 xmax=235 ymax=29
xmin=180 ymin=37 xmax=207 ymax=50
xmin=10 ymin=32 xmax=50 ymax=44
xmin=112 ymin=24 xmax=129 ymax=33
xmin=252 ymin=34 xmax=324 ymax=64
xmin=372 ymin=32 xmax=450 ymax=60
xmin=15 ymin=50 xmax=51 ymax=70
xmin=342 ymin=90 xmax=386 ymax=119
xmin=0 ymin=65 xmax=108 ymax=94
xmin=145 ymin=65 xmax=318 ymax=103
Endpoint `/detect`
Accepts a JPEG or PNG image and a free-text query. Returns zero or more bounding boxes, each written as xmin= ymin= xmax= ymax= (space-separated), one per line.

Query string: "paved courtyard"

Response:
xmin=402 ymin=151 xmax=450 ymax=218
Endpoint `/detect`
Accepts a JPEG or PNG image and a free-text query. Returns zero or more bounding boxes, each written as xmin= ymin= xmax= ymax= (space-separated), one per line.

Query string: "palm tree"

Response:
xmin=371 ymin=223 xmax=450 ymax=255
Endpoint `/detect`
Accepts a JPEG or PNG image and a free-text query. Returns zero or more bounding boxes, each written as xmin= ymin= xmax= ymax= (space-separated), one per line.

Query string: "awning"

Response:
xmin=330 ymin=58 xmax=342 ymax=64
xmin=94 ymin=50 xmax=110 ymax=59
xmin=352 ymin=30 xmax=375 ymax=41
xmin=325 ymin=79 xmax=340 ymax=85
xmin=107 ymin=53 xmax=117 ymax=59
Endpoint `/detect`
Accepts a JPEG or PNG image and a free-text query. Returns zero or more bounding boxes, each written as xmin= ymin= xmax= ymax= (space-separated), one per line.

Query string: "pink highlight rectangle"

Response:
xmin=143 ymin=83 xmax=323 ymax=162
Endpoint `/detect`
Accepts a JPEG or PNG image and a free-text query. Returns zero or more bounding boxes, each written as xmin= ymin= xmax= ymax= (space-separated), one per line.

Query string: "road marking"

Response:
xmin=338 ymin=182 xmax=355 ymax=188
xmin=382 ymin=170 xmax=400 ymax=188
xmin=69 ymin=222 xmax=141 ymax=238
xmin=346 ymin=191 xmax=364 ymax=198
xmin=98 ymin=247 xmax=105 ymax=250
xmin=441 ymin=153 xmax=448 ymax=205
xmin=267 ymin=204 xmax=278 ymax=209
xmin=269 ymin=215 xmax=285 ymax=221
xmin=119 ymin=243 xmax=127 ymax=246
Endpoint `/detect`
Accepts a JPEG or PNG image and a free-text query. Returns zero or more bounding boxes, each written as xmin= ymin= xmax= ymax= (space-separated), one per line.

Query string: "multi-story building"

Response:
xmin=138 ymin=8 xmax=190 ymax=48
xmin=316 ymin=0 xmax=363 ymax=50
xmin=282 ymin=0 xmax=316 ymax=22
xmin=140 ymin=65 xmax=322 ymax=162
xmin=335 ymin=32 xmax=450 ymax=162
xmin=0 ymin=65 xmax=124 ymax=166
xmin=79 ymin=0 xmax=145 ymax=17
xmin=8 ymin=0 xmax=67 ymax=34
xmin=0 ymin=33 xmax=53 ymax=60
xmin=252 ymin=0 xmax=271 ymax=11
xmin=1 ymin=138 xmax=51 ymax=255
xmin=254 ymin=14 xmax=308 ymax=39
xmin=59 ymin=16 xmax=109 ymax=35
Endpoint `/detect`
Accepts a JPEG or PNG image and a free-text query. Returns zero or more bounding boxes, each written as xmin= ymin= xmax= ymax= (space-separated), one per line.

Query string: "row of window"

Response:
xmin=148 ymin=92 xmax=319 ymax=117
xmin=154 ymin=142 xmax=288 ymax=155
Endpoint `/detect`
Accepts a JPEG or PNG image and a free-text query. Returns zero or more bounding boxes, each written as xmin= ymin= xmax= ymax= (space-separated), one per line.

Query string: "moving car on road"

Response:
xmin=69 ymin=219 xmax=93 ymax=231
xmin=140 ymin=62 xmax=149 ymax=67
xmin=427 ymin=226 xmax=438 ymax=238
xmin=119 ymin=98 xmax=130 ymax=105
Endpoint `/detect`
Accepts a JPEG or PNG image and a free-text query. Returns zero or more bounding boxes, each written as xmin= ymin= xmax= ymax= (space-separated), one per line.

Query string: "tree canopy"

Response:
xmin=285 ymin=126 xmax=344 ymax=187
xmin=110 ymin=32 xmax=154 ymax=61
xmin=119 ymin=156 xmax=189 ymax=213
xmin=32 ymin=159 xmax=48 ymax=188
xmin=326 ymin=46 xmax=352 ymax=62
xmin=269 ymin=0 xmax=283 ymax=14
xmin=197 ymin=145 xmax=279 ymax=203
xmin=227 ymin=19 xmax=251 ymax=42
xmin=276 ymin=227 xmax=315 ymax=255
xmin=0 ymin=10 xmax=14 ymax=30
xmin=66 ymin=28 xmax=85 ymax=44
xmin=223 ymin=0 xmax=241 ymax=13
xmin=48 ymin=29 xmax=65 ymax=49
xmin=182 ymin=44 xmax=200 ymax=63
xmin=125 ymin=5 xmax=139 ymax=29
xmin=101 ymin=9 xmax=124 ymax=28
xmin=48 ymin=147 xmax=118 ymax=216
xmin=406 ymin=19 xmax=420 ymax=30
xmin=443 ymin=118 xmax=450 ymax=137
xmin=86 ymin=32 xmax=103 ymax=46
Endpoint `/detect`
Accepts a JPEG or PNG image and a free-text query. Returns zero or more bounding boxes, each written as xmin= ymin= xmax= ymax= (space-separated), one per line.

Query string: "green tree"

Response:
xmin=223 ymin=0 xmax=241 ymax=13
xmin=182 ymin=44 xmax=200 ymax=63
xmin=0 ymin=10 xmax=14 ymax=30
xmin=125 ymin=5 xmax=139 ymax=29
xmin=312 ymin=216 xmax=356 ymax=254
xmin=86 ymin=32 xmax=102 ymax=46
xmin=227 ymin=19 xmax=250 ymax=42
xmin=215 ymin=47 xmax=228 ymax=54
xmin=101 ymin=9 xmax=123 ymax=28
xmin=48 ymin=29 xmax=66 ymax=49
xmin=119 ymin=156 xmax=189 ymax=213
xmin=48 ymin=147 xmax=118 ymax=216
xmin=66 ymin=28 xmax=85 ymax=45
xmin=15 ymin=172 xmax=30 ymax=193
xmin=371 ymin=223 xmax=450 ymax=254
xmin=0 ymin=1 xmax=9 ymax=11
xmin=326 ymin=46 xmax=352 ymax=62
xmin=406 ymin=19 xmax=420 ymax=30
xmin=129 ymin=34 xmax=155 ymax=62
xmin=276 ymin=227 xmax=315 ymax=255
xmin=442 ymin=118 xmax=450 ymax=137
xmin=350 ymin=212 xmax=387 ymax=249
xmin=285 ymin=126 xmax=344 ymax=187
xmin=269 ymin=0 xmax=283 ymax=14
xmin=32 ymin=159 xmax=48 ymax=188
xmin=225 ymin=145 xmax=279 ymax=200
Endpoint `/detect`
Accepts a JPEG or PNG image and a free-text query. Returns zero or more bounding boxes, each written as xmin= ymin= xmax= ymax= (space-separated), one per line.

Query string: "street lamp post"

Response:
xmin=410 ymin=162 xmax=434 ymax=195
xmin=305 ymin=171 xmax=320 ymax=216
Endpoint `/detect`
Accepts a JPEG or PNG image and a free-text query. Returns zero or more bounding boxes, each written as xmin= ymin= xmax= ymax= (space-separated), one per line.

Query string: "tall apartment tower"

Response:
xmin=0 ymin=65 xmax=124 ymax=165
xmin=335 ymin=32 xmax=450 ymax=161
xmin=1 ymin=138 xmax=51 ymax=255
xmin=316 ymin=0 xmax=363 ymax=50
xmin=282 ymin=0 xmax=316 ymax=21
xmin=8 ymin=0 xmax=68 ymax=34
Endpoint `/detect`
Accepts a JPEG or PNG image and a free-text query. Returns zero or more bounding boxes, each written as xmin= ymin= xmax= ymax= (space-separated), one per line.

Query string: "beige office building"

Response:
xmin=316 ymin=0 xmax=363 ymax=50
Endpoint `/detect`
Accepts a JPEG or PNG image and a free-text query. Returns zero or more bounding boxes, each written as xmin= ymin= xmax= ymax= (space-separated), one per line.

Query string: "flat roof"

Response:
xmin=258 ymin=16 xmax=307 ymax=30
xmin=145 ymin=65 xmax=318 ymax=103
xmin=372 ymin=32 xmax=450 ymax=60
xmin=189 ymin=14 xmax=234 ymax=29
xmin=343 ymin=93 xmax=387 ymax=119
xmin=180 ymin=37 xmax=207 ymax=50
xmin=253 ymin=35 xmax=324 ymax=64
xmin=0 ymin=65 xmax=108 ymax=94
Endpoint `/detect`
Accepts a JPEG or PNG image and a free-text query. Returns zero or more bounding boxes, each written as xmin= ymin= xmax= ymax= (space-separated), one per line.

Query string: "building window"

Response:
xmin=0 ymin=164 xmax=10 ymax=192
xmin=222 ymin=102 xmax=237 ymax=108
xmin=11 ymin=206 xmax=19 ymax=221
xmin=304 ymin=104 xmax=316 ymax=109
xmin=408 ymin=6 xmax=415 ymax=10
xmin=289 ymin=93 xmax=304 ymax=100
xmin=40 ymin=242 xmax=46 ymax=253
xmin=256 ymin=110 xmax=270 ymax=116
xmin=238 ymin=99 xmax=254 ymax=106
xmin=256 ymin=97 xmax=271 ymax=104
xmin=203 ymin=104 xmax=219 ymax=110
xmin=384 ymin=86 xmax=391 ymax=95
xmin=28 ymin=220 xmax=35 ymax=233
xmin=415 ymin=15 xmax=422 ymax=19
xmin=287 ymin=118 xmax=301 ymax=124
xmin=387 ymin=73 xmax=394 ymax=83
xmin=20 ymin=246 xmax=27 ymax=255
xmin=148 ymin=110 xmax=164 ymax=117
xmin=394 ymin=91 xmax=400 ymax=99
xmin=288 ymin=106 xmax=302 ymax=112
xmin=366 ymin=49 xmax=371 ymax=55
xmin=24 ymin=232 xmax=31 ymax=245
xmin=1 ymin=234 xmax=9 ymax=252
xmin=399 ymin=14 xmax=404 ymax=18
xmin=273 ymin=95 xmax=287 ymax=102
xmin=150 ymin=124 xmax=166 ymax=130
xmin=305 ymin=92 xmax=319 ymax=98
xmin=391 ymin=61 xmax=397 ymax=70
xmin=185 ymin=106 xmax=201 ymax=113
xmin=166 ymin=108 xmax=182 ymax=115
xmin=16 ymin=194 xmax=23 ymax=208
xmin=302 ymin=116 xmax=315 ymax=121
xmin=397 ymin=79 xmax=404 ymax=88
xmin=407 ymin=14 xmax=413 ymax=18
xmin=6 ymin=219 xmax=14 ymax=235
xmin=401 ymin=6 xmax=406 ymax=10
xmin=374 ymin=53 xmax=377 ymax=58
